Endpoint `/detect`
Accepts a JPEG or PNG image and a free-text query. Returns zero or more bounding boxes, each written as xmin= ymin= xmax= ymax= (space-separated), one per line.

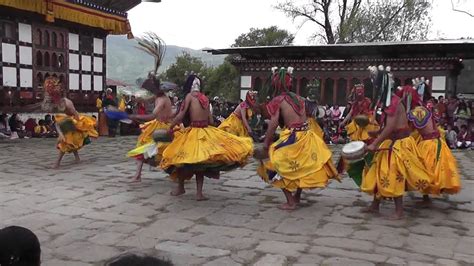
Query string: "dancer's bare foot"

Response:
xmin=129 ymin=174 xmax=141 ymax=180
xmin=74 ymin=158 xmax=80 ymax=164
xmin=170 ymin=187 xmax=185 ymax=196
xmin=387 ymin=212 xmax=404 ymax=220
xmin=416 ymin=195 xmax=432 ymax=208
xmin=51 ymin=164 xmax=60 ymax=169
xmin=129 ymin=176 xmax=142 ymax=183
xmin=278 ymin=203 xmax=296 ymax=210
xmin=196 ymin=193 xmax=209 ymax=201
xmin=360 ymin=206 xmax=380 ymax=214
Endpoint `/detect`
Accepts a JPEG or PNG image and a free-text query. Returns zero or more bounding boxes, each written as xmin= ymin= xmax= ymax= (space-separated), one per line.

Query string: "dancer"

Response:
xmin=40 ymin=77 xmax=98 ymax=169
xmin=407 ymin=95 xmax=461 ymax=206
xmin=257 ymin=67 xmax=339 ymax=210
xmin=340 ymin=84 xmax=379 ymax=142
xmin=126 ymin=73 xmax=173 ymax=182
xmin=160 ymin=74 xmax=253 ymax=201
xmin=218 ymin=90 xmax=257 ymax=137
xmin=361 ymin=70 xmax=434 ymax=219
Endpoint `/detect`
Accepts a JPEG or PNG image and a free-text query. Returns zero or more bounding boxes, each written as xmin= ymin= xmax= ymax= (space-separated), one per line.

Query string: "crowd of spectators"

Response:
xmin=0 ymin=113 xmax=59 ymax=140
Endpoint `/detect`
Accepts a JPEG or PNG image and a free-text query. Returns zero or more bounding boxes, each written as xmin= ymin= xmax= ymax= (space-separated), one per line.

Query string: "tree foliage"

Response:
xmin=232 ymin=26 xmax=295 ymax=47
xmin=160 ymin=26 xmax=295 ymax=102
xmin=276 ymin=0 xmax=432 ymax=44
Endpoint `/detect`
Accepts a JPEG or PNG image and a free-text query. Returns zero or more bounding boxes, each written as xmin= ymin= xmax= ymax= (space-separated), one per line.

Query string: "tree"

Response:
xmin=232 ymin=26 xmax=295 ymax=47
xmin=160 ymin=52 xmax=208 ymax=88
xmin=276 ymin=0 xmax=432 ymax=44
xmin=205 ymin=60 xmax=240 ymax=101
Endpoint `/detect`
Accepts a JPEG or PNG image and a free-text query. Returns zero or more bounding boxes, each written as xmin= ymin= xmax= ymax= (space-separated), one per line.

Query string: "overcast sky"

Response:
xmin=127 ymin=0 xmax=474 ymax=50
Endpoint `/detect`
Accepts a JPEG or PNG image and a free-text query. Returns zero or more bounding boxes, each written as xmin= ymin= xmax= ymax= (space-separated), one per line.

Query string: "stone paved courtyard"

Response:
xmin=0 ymin=136 xmax=473 ymax=266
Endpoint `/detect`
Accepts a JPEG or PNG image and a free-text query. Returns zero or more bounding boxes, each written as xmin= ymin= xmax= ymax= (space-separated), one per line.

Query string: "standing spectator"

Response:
xmin=137 ymin=101 xmax=146 ymax=115
xmin=342 ymin=102 xmax=352 ymax=121
xmin=102 ymin=88 xmax=118 ymax=137
xmin=324 ymin=104 xmax=332 ymax=127
xmin=97 ymin=91 xmax=108 ymax=136
xmin=454 ymin=100 xmax=471 ymax=128
xmin=331 ymin=104 xmax=342 ymax=128
xmin=126 ymin=95 xmax=137 ymax=114
xmin=0 ymin=113 xmax=10 ymax=137
xmin=446 ymin=96 xmax=458 ymax=126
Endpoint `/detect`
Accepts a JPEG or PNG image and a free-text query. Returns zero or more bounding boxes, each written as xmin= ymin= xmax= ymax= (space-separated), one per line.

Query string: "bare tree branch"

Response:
xmin=368 ymin=2 xmax=407 ymax=42
xmin=451 ymin=0 xmax=474 ymax=17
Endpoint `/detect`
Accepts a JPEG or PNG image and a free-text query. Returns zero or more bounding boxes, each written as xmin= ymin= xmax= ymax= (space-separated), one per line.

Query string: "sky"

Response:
xmin=127 ymin=0 xmax=474 ymax=50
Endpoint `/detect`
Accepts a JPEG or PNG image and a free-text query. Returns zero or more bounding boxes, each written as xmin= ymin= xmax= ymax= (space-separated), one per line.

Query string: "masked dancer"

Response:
xmin=218 ymin=90 xmax=258 ymax=138
xmin=160 ymin=74 xmax=253 ymax=201
xmin=126 ymin=73 xmax=174 ymax=182
xmin=41 ymin=77 xmax=98 ymax=169
xmin=361 ymin=67 xmax=434 ymax=219
xmin=257 ymin=67 xmax=339 ymax=210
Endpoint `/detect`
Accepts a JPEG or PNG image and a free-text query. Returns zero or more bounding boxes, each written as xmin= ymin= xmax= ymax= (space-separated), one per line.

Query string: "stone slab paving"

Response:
xmin=0 ymin=137 xmax=473 ymax=265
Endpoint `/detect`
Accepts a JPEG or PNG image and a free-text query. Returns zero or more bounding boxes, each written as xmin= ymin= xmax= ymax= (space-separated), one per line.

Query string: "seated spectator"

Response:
xmin=8 ymin=114 xmax=28 ymax=139
xmin=457 ymin=124 xmax=471 ymax=149
xmin=445 ymin=124 xmax=457 ymax=149
xmin=24 ymin=118 xmax=37 ymax=137
xmin=0 ymin=226 xmax=41 ymax=266
xmin=103 ymin=253 xmax=173 ymax=266
xmin=34 ymin=120 xmax=49 ymax=138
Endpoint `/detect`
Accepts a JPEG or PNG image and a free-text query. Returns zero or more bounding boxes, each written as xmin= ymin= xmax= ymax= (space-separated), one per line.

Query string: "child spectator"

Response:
xmin=445 ymin=124 xmax=457 ymax=149
xmin=34 ymin=120 xmax=49 ymax=138
xmin=457 ymin=125 xmax=471 ymax=149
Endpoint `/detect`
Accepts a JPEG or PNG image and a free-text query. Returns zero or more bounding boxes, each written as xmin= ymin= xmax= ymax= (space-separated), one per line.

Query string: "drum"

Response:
xmin=354 ymin=114 xmax=369 ymax=127
xmin=341 ymin=141 xmax=367 ymax=163
xmin=317 ymin=106 xmax=325 ymax=118
xmin=152 ymin=129 xmax=173 ymax=143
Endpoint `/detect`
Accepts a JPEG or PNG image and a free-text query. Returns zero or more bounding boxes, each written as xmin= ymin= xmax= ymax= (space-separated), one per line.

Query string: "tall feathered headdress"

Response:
xmin=369 ymin=65 xmax=394 ymax=109
xmin=136 ymin=32 xmax=166 ymax=95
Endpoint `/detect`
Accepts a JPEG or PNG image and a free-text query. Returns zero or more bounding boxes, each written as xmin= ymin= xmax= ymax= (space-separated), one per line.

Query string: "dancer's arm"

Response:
xmin=263 ymin=109 xmax=279 ymax=149
xmin=130 ymin=100 xmax=161 ymax=122
xmin=367 ymin=105 xmax=399 ymax=151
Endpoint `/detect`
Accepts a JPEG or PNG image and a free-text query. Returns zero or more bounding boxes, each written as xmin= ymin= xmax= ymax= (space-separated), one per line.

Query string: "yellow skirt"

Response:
xmin=257 ymin=129 xmax=339 ymax=192
xmin=346 ymin=117 xmax=379 ymax=142
xmin=127 ymin=120 xmax=171 ymax=165
xmin=418 ymin=138 xmax=461 ymax=194
xmin=361 ymin=136 xmax=435 ymax=198
xmin=218 ymin=113 xmax=249 ymax=137
xmin=308 ymin=117 xmax=324 ymax=139
xmin=56 ymin=114 xmax=98 ymax=153
xmin=160 ymin=126 xmax=253 ymax=180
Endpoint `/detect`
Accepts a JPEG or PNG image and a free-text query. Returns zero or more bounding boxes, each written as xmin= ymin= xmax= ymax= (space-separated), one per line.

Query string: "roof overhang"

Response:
xmin=204 ymin=40 xmax=474 ymax=60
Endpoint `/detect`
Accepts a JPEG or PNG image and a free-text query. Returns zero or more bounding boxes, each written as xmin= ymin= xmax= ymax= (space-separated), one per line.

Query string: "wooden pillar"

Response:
xmin=333 ymin=77 xmax=338 ymax=105
xmin=296 ymin=77 xmax=301 ymax=95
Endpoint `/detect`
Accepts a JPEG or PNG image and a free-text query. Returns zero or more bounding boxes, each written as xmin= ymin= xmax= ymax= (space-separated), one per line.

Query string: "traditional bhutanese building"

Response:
xmin=205 ymin=40 xmax=474 ymax=104
xmin=0 ymin=0 xmax=141 ymax=111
